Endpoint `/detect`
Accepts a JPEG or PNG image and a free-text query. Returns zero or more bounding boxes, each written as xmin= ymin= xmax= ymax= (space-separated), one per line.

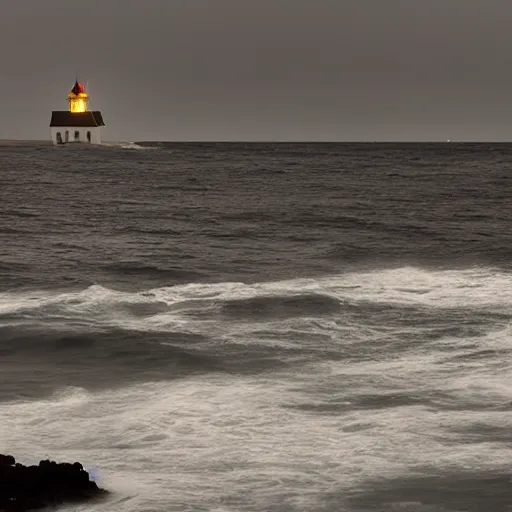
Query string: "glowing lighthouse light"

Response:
xmin=68 ymin=81 xmax=89 ymax=113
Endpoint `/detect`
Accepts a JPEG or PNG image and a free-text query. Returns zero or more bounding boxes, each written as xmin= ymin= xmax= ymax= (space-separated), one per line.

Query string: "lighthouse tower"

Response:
xmin=49 ymin=80 xmax=105 ymax=145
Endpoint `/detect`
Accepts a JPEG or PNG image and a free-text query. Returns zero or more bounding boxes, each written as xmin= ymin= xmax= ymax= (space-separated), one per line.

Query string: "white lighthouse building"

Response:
xmin=49 ymin=80 xmax=105 ymax=145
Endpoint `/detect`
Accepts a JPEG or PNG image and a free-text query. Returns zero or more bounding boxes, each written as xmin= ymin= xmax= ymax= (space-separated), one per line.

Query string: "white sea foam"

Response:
xmin=2 ymin=266 xmax=512 ymax=511
xmin=117 ymin=141 xmax=160 ymax=150
xmin=3 ymin=360 xmax=512 ymax=511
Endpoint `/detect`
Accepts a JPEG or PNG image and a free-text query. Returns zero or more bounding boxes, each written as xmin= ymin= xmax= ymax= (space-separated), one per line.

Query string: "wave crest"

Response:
xmin=0 ymin=266 xmax=510 ymax=334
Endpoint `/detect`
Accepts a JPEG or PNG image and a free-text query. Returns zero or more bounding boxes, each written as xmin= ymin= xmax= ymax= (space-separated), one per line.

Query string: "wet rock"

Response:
xmin=0 ymin=454 xmax=107 ymax=511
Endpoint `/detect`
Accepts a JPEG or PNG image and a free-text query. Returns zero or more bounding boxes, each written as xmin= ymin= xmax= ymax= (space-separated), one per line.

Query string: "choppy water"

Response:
xmin=1 ymin=142 xmax=512 ymax=511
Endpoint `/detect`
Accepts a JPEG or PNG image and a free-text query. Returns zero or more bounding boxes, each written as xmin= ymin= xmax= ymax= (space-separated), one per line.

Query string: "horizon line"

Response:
xmin=3 ymin=138 xmax=512 ymax=144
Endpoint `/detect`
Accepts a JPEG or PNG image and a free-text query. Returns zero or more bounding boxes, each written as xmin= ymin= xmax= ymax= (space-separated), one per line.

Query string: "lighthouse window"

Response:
xmin=65 ymin=131 xmax=69 ymax=143
xmin=87 ymin=131 xmax=91 ymax=142
xmin=74 ymin=130 xmax=80 ymax=141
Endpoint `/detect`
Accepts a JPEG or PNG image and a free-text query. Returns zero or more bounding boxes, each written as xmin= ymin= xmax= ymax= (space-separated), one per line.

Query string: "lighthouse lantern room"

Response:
xmin=49 ymin=80 xmax=105 ymax=145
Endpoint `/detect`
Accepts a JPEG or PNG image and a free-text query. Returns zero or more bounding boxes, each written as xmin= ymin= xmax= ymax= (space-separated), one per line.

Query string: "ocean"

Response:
xmin=1 ymin=141 xmax=511 ymax=511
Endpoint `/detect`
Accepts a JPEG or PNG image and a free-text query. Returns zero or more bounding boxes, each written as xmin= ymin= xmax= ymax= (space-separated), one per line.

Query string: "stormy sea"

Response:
xmin=1 ymin=141 xmax=511 ymax=512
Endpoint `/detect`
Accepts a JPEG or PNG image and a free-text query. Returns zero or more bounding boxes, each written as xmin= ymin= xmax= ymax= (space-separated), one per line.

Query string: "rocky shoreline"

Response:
xmin=0 ymin=454 xmax=107 ymax=511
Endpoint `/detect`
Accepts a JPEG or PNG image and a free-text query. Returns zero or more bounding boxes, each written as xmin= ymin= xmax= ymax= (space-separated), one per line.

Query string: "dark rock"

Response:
xmin=0 ymin=454 xmax=107 ymax=511
xmin=0 ymin=455 xmax=15 ymax=467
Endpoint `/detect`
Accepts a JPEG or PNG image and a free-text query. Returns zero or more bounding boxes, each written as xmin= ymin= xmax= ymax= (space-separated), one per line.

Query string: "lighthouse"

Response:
xmin=49 ymin=80 xmax=105 ymax=145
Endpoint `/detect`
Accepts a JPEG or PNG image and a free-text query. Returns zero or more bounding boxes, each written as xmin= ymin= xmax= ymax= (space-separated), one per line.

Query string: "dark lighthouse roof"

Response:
xmin=49 ymin=111 xmax=105 ymax=127
xmin=70 ymin=80 xmax=86 ymax=95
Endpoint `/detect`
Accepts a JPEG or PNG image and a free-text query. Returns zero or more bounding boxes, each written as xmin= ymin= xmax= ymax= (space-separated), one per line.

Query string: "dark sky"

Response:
xmin=2 ymin=0 xmax=512 ymax=141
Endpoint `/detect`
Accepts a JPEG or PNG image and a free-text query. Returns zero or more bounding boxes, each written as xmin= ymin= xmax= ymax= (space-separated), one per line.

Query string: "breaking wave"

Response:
xmin=1 ymin=266 xmax=510 ymax=330
xmin=98 ymin=141 xmax=160 ymax=151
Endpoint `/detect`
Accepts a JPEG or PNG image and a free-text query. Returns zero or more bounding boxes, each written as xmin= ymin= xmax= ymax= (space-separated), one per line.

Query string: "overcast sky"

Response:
xmin=2 ymin=0 xmax=512 ymax=141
